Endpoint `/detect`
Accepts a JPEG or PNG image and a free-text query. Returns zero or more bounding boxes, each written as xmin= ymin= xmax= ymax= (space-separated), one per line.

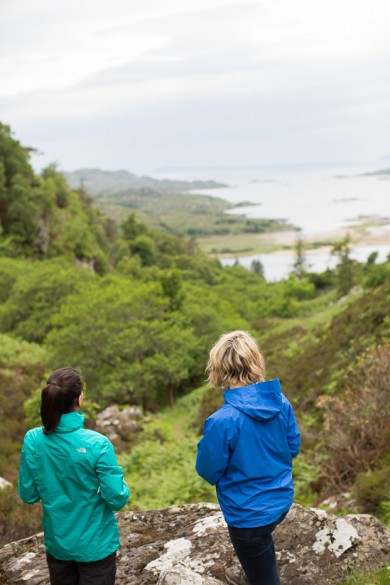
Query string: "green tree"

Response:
xmin=41 ymin=164 xmax=70 ymax=208
xmin=121 ymin=212 xmax=147 ymax=241
xmin=46 ymin=276 xmax=197 ymax=408
xmin=0 ymin=123 xmax=40 ymax=254
xmin=331 ymin=236 xmax=356 ymax=297
xmin=251 ymin=259 xmax=265 ymax=278
xmin=180 ymin=282 xmax=250 ymax=381
xmin=0 ymin=123 xmax=112 ymax=266
xmin=0 ymin=260 xmax=96 ymax=342
xmin=0 ymin=333 xmax=46 ymax=481
xmin=292 ymin=233 xmax=306 ymax=279
xmin=0 ymin=257 xmax=32 ymax=303
xmin=160 ymin=270 xmax=184 ymax=310
xmin=130 ymin=234 xmax=157 ymax=266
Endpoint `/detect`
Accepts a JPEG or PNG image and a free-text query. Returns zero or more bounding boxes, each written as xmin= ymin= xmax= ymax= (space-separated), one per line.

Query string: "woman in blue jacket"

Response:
xmin=196 ymin=331 xmax=300 ymax=585
xmin=18 ymin=367 xmax=130 ymax=585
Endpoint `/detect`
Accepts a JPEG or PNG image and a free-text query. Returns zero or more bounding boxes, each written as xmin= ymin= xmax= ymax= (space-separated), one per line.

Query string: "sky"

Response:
xmin=1 ymin=0 xmax=390 ymax=174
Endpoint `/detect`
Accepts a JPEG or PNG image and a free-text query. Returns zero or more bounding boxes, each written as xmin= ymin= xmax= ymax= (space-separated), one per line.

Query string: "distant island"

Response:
xmin=63 ymin=168 xmax=227 ymax=197
xmin=334 ymin=168 xmax=390 ymax=179
xmin=63 ymin=168 xmax=293 ymax=243
xmin=359 ymin=168 xmax=390 ymax=177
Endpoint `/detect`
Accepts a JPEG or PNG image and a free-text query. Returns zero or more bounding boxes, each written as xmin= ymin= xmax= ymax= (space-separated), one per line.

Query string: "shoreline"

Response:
xmin=199 ymin=223 xmax=390 ymax=259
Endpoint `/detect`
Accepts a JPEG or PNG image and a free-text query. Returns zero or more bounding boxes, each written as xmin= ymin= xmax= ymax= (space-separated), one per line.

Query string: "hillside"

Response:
xmin=63 ymin=167 xmax=292 ymax=237
xmin=63 ymin=168 xmax=227 ymax=196
xmin=0 ymin=122 xmax=389 ymax=575
xmin=114 ymin=282 xmax=390 ymax=517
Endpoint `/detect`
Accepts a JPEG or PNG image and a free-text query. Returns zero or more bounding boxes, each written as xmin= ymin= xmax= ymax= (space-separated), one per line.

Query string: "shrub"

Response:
xmin=0 ymin=334 xmax=46 ymax=480
xmin=353 ymin=465 xmax=390 ymax=522
xmin=316 ymin=345 xmax=390 ymax=511
xmin=0 ymin=260 xmax=96 ymax=342
xmin=0 ymin=486 xmax=42 ymax=547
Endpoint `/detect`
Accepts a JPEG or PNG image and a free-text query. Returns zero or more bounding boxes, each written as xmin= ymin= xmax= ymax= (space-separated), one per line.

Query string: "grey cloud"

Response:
xmin=10 ymin=82 xmax=386 ymax=173
xmin=2 ymin=0 xmax=390 ymax=172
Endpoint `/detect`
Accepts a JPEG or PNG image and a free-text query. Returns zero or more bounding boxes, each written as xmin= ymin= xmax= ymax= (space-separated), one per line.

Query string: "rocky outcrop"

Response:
xmin=94 ymin=405 xmax=143 ymax=445
xmin=0 ymin=477 xmax=12 ymax=490
xmin=0 ymin=503 xmax=389 ymax=584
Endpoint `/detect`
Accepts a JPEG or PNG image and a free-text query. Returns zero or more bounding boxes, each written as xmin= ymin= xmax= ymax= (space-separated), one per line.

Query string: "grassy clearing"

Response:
xmin=197 ymin=232 xmax=287 ymax=255
xmin=119 ymin=386 xmax=217 ymax=510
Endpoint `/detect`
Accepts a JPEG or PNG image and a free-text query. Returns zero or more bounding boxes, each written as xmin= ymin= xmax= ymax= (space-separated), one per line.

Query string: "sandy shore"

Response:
xmin=262 ymin=223 xmax=390 ymax=245
xmin=201 ymin=222 xmax=390 ymax=258
xmin=250 ymin=223 xmax=390 ymax=255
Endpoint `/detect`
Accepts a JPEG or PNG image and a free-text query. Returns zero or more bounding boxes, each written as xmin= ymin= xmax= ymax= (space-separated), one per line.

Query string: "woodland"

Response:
xmin=0 ymin=122 xmax=389 ymax=583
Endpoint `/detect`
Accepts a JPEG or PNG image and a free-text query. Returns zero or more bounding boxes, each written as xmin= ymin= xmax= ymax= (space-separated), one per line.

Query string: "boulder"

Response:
xmin=0 ymin=477 xmax=12 ymax=490
xmin=319 ymin=491 xmax=356 ymax=512
xmin=94 ymin=405 xmax=143 ymax=444
xmin=0 ymin=503 xmax=389 ymax=584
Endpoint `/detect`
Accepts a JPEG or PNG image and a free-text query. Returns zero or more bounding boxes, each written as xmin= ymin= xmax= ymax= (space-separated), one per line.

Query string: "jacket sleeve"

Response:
xmin=18 ymin=438 xmax=41 ymax=504
xmin=286 ymin=403 xmax=300 ymax=458
xmin=196 ymin=416 xmax=230 ymax=485
xmin=95 ymin=439 xmax=130 ymax=510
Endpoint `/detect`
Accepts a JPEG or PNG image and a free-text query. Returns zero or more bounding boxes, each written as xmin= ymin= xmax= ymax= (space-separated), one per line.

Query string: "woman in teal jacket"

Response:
xmin=18 ymin=367 xmax=130 ymax=585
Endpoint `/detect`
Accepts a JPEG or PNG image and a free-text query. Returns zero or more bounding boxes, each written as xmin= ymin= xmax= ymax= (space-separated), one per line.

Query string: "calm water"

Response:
xmin=154 ymin=165 xmax=390 ymax=279
xmin=220 ymin=245 xmax=390 ymax=281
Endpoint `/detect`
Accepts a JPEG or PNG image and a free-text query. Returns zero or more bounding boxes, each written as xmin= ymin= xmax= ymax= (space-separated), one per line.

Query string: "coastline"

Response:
xmin=199 ymin=222 xmax=390 ymax=259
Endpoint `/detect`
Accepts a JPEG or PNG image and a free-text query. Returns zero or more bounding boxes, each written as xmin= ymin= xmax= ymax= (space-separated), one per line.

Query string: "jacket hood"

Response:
xmin=55 ymin=411 xmax=85 ymax=433
xmin=223 ymin=379 xmax=282 ymax=421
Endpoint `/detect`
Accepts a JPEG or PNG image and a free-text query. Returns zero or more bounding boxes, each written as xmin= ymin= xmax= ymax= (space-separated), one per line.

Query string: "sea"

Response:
xmin=154 ymin=165 xmax=390 ymax=280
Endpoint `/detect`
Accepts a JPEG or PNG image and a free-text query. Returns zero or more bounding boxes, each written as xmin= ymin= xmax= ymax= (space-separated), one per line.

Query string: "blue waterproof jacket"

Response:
xmin=196 ymin=379 xmax=300 ymax=527
xmin=18 ymin=411 xmax=130 ymax=562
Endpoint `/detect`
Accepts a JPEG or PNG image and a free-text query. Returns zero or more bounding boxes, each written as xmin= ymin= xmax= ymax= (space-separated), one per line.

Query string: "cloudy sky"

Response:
xmin=1 ymin=0 xmax=390 ymax=173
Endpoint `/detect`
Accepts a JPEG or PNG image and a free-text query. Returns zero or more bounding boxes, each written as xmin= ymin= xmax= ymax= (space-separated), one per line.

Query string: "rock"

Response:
xmin=74 ymin=258 xmax=95 ymax=272
xmin=319 ymin=491 xmax=356 ymax=512
xmin=0 ymin=477 xmax=12 ymax=490
xmin=157 ymin=566 xmax=222 ymax=584
xmin=0 ymin=503 xmax=389 ymax=584
xmin=94 ymin=405 xmax=143 ymax=444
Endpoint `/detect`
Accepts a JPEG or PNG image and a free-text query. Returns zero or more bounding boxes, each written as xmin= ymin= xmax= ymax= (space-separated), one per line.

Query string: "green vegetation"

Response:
xmin=331 ymin=235 xmax=357 ymax=296
xmin=1 ymin=121 xmax=389 ymax=564
xmin=63 ymin=167 xmax=291 ymax=238
xmin=0 ymin=124 xmax=113 ymax=267
xmin=197 ymin=232 xmax=285 ymax=255
xmin=0 ymin=333 xmax=46 ymax=481
xmin=0 ymin=260 xmax=97 ymax=342
xmin=0 ymin=486 xmax=42 ymax=548
xmin=120 ymin=387 xmax=216 ymax=510
xmin=95 ymin=190 xmax=289 ymax=237
xmin=343 ymin=567 xmax=390 ymax=584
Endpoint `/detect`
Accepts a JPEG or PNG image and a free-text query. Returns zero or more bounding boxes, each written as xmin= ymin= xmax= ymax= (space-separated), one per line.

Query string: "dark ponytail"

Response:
xmin=41 ymin=368 xmax=83 ymax=434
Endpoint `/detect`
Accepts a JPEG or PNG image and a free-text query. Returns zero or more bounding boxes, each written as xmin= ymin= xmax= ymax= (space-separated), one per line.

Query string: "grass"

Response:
xmin=343 ymin=567 xmax=390 ymax=584
xmin=95 ymin=191 xmax=288 ymax=238
xmin=197 ymin=232 xmax=286 ymax=255
xmin=119 ymin=386 xmax=217 ymax=510
xmin=259 ymin=289 xmax=350 ymax=356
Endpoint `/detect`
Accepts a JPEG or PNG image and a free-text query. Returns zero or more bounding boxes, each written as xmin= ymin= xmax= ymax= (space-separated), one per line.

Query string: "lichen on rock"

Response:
xmin=0 ymin=503 xmax=389 ymax=584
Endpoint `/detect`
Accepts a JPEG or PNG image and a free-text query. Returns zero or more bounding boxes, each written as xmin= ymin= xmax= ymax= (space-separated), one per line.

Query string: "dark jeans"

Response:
xmin=46 ymin=551 xmax=116 ymax=585
xmin=228 ymin=512 xmax=288 ymax=585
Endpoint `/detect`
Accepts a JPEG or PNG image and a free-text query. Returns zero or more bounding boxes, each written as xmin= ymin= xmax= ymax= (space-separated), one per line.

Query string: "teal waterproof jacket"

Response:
xmin=18 ymin=411 xmax=130 ymax=562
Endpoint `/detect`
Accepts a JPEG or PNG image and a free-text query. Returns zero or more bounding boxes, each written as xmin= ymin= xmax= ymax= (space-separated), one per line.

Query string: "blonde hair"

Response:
xmin=206 ymin=330 xmax=266 ymax=389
